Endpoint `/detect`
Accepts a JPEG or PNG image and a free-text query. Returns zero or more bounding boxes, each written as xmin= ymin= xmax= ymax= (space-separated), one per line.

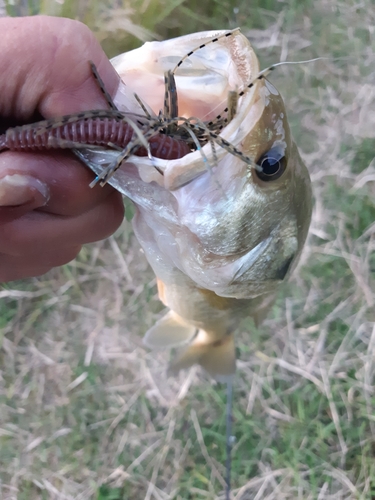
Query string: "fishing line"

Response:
xmin=225 ymin=376 xmax=234 ymax=500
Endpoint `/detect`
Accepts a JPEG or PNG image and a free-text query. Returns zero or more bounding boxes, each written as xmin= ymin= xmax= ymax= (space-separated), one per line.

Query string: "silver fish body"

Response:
xmin=77 ymin=29 xmax=312 ymax=378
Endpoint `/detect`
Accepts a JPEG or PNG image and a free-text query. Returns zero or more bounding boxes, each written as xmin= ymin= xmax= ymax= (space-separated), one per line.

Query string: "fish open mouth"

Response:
xmin=76 ymin=29 xmax=266 ymax=192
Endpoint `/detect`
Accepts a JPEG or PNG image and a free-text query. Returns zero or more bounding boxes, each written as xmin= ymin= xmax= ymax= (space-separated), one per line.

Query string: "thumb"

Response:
xmin=0 ymin=173 xmax=49 ymax=225
xmin=0 ymin=16 xmax=120 ymax=120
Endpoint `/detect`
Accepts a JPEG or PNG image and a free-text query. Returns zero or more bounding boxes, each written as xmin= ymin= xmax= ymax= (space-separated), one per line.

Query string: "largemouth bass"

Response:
xmin=76 ymin=29 xmax=312 ymax=379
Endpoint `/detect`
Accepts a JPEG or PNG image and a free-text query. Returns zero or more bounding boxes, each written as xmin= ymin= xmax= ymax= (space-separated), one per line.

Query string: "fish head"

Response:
xmin=76 ymin=29 xmax=312 ymax=301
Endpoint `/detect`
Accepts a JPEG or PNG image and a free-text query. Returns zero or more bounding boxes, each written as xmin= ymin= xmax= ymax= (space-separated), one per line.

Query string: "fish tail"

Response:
xmin=168 ymin=332 xmax=236 ymax=381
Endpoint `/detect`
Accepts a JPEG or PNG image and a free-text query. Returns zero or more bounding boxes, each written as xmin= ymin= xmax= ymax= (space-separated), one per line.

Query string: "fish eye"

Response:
xmin=255 ymin=146 xmax=287 ymax=181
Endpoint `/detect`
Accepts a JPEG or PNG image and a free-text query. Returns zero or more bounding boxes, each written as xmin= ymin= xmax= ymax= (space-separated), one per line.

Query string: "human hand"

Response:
xmin=0 ymin=16 xmax=125 ymax=282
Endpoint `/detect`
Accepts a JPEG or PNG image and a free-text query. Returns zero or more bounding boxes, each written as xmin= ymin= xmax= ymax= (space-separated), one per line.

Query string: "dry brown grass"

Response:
xmin=1 ymin=1 xmax=375 ymax=499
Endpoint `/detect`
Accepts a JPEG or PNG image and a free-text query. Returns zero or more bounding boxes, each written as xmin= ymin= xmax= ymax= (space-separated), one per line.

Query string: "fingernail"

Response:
xmin=0 ymin=174 xmax=49 ymax=207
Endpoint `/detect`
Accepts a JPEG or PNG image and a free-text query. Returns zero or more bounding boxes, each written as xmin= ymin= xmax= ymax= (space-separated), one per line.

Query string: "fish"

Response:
xmin=76 ymin=29 xmax=312 ymax=380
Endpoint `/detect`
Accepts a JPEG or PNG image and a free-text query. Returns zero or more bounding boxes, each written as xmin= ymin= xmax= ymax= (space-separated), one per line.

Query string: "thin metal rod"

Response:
xmin=225 ymin=377 xmax=234 ymax=500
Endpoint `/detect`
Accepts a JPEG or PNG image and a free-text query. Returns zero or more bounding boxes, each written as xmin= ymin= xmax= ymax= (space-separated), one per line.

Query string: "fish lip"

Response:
xmin=73 ymin=149 xmax=152 ymax=196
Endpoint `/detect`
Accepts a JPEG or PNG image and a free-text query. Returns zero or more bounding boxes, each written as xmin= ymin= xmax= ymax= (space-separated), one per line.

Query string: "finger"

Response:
xmin=0 ymin=189 xmax=124 ymax=256
xmin=0 ymin=16 xmax=120 ymax=121
xmin=0 ymin=244 xmax=82 ymax=282
xmin=0 ymin=150 xmax=116 ymax=217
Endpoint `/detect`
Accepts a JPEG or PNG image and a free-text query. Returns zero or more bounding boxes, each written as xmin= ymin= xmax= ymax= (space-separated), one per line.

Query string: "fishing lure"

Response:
xmin=0 ymin=108 xmax=191 ymax=159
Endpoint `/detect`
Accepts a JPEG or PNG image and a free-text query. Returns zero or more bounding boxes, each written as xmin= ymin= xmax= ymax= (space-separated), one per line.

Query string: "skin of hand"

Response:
xmin=0 ymin=16 xmax=125 ymax=282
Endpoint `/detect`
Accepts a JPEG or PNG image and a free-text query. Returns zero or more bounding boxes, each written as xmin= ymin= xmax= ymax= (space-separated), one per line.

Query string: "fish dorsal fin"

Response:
xmin=168 ymin=333 xmax=236 ymax=380
xmin=143 ymin=310 xmax=197 ymax=348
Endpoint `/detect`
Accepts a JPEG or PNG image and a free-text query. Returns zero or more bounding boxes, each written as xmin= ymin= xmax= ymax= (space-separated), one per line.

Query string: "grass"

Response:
xmin=1 ymin=0 xmax=375 ymax=498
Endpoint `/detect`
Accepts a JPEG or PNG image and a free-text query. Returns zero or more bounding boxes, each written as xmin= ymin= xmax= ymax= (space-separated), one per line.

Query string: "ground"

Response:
xmin=1 ymin=0 xmax=375 ymax=499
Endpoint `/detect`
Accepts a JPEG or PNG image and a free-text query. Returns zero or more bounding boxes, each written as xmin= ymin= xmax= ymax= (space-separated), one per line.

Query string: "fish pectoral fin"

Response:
xmin=143 ymin=310 xmax=198 ymax=348
xmin=168 ymin=333 xmax=236 ymax=380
